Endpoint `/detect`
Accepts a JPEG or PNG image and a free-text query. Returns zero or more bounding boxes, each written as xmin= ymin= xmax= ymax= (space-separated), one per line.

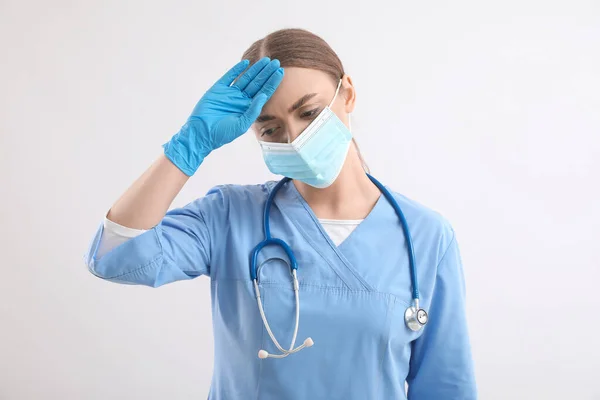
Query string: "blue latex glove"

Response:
xmin=163 ymin=57 xmax=284 ymax=176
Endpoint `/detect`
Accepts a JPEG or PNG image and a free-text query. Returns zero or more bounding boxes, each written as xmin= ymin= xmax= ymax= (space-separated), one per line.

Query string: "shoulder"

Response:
xmin=388 ymin=189 xmax=456 ymax=261
xmin=167 ymin=181 xmax=279 ymax=236
xmin=203 ymin=180 xmax=277 ymax=205
xmin=179 ymin=181 xmax=278 ymax=218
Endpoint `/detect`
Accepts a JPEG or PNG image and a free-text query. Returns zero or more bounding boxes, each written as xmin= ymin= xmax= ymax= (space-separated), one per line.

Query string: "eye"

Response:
xmin=300 ymin=108 xmax=320 ymax=119
xmin=261 ymin=127 xmax=278 ymax=137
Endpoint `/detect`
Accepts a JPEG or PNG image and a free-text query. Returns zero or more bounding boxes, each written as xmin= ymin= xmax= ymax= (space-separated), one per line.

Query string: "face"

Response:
xmin=252 ymin=67 xmax=356 ymax=143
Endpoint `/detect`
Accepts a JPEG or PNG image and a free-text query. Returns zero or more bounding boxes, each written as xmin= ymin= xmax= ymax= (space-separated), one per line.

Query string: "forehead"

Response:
xmin=264 ymin=67 xmax=335 ymax=109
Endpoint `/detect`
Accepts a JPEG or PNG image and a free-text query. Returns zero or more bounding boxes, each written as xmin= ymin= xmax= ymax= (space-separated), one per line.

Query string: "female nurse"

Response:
xmin=85 ymin=28 xmax=477 ymax=399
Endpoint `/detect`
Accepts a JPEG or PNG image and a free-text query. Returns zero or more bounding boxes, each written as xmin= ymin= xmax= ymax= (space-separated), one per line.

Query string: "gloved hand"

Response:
xmin=163 ymin=57 xmax=284 ymax=176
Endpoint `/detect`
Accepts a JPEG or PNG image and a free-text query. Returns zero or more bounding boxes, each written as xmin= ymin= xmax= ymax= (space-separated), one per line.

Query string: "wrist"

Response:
xmin=162 ymin=140 xmax=205 ymax=176
xmin=163 ymin=123 xmax=211 ymax=176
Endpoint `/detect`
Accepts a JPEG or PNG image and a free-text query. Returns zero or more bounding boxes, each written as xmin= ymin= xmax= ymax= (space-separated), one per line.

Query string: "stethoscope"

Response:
xmin=250 ymin=175 xmax=428 ymax=359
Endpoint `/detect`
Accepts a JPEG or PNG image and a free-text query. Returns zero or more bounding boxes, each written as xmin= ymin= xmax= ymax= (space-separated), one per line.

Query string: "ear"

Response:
xmin=341 ymin=74 xmax=356 ymax=114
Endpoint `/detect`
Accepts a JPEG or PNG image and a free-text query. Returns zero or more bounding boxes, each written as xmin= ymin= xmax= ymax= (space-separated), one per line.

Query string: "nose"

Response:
xmin=285 ymin=120 xmax=311 ymax=143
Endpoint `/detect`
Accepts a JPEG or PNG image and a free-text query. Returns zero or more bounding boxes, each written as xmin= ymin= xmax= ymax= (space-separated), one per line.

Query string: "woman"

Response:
xmin=86 ymin=28 xmax=477 ymax=399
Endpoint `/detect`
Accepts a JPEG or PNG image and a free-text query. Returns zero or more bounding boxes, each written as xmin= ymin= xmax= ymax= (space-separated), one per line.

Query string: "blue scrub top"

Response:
xmin=85 ymin=180 xmax=477 ymax=399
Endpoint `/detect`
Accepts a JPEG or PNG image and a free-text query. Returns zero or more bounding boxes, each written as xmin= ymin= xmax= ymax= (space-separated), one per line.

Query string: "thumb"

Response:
xmin=239 ymin=93 xmax=268 ymax=131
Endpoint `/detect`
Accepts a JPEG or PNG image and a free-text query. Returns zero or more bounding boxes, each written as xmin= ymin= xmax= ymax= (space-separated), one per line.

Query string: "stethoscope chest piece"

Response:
xmin=404 ymin=304 xmax=428 ymax=332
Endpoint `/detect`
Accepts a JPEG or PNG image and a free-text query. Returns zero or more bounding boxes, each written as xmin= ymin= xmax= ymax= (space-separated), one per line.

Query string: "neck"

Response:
xmin=293 ymin=145 xmax=380 ymax=220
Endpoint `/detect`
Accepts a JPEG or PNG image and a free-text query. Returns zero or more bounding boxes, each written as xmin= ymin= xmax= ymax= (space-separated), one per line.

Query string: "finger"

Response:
xmin=244 ymin=59 xmax=281 ymax=98
xmin=215 ymin=59 xmax=250 ymax=87
xmin=232 ymin=57 xmax=271 ymax=91
xmin=254 ymin=67 xmax=284 ymax=101
xmin=239 ymin=93 xmax=268 ymax=130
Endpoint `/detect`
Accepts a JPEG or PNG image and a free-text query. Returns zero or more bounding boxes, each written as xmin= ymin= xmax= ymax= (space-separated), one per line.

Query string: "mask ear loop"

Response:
xmin=338 ymin=81 xmax=364 ymax=172
xmin=331 ymin=78 xmax=352 ymax=133
xmin=328 ymin=79 xmax=343 ymax=108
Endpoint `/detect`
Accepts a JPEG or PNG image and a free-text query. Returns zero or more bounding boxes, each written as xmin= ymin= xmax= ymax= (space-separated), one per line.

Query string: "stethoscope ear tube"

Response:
xmin=253 ymin=270 xmax=314 ymax=359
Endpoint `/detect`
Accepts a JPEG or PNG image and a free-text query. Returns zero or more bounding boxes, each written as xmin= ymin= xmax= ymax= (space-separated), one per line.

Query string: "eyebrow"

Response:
xmin=255 ymin=93 xmax=318 ymax=123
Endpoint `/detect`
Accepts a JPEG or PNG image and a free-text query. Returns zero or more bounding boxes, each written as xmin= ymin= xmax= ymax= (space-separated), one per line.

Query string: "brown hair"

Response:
xmin=241 ymin=28 xmax=369 ymax=172
xmin=242 ymin=28 xmax=344 ymax=86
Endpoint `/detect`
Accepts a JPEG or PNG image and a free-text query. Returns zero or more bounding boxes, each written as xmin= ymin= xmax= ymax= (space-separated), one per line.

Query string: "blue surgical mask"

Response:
xmin=258 ymin=80 xmax=352 ymax=189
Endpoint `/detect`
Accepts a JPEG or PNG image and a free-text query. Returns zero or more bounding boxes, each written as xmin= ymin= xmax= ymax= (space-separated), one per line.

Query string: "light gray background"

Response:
xmin=1 ymin=0 xmax=599 ymax=399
